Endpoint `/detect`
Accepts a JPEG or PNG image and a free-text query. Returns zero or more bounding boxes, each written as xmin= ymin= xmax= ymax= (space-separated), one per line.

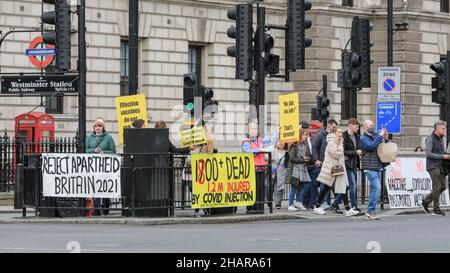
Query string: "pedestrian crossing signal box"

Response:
xmin=15 ymin=112 xmax=55 ymax=144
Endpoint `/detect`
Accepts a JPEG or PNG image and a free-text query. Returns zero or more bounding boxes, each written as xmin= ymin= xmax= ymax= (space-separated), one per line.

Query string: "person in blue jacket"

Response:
xmin=360 ymin=120 xmax=387 ymax=220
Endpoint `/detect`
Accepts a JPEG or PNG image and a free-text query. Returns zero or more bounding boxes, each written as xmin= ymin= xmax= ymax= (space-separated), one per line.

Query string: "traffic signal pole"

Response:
xmin=129 ymin=0 xmax=139 ymax=95
xmin=256 ymin=6 xmax=266 ymax=137
xmin=387 ymin=0 xmax=393 ymax=143
xmin=322 ymin=75 xmax=328 ymax=126
xmin=78 ymin=0 xmax=86 ymax=152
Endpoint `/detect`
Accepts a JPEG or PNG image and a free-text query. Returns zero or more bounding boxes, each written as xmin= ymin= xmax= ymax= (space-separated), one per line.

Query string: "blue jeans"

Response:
xmin=365 ymin=170 xmax=381 ymax=213
xmin=347 ymin=169 xmax=358 ymax=208
xmin=288 ymin=184 xmax=300 ymax=206
xmin=298 ymin=182 xmax=311 ymax=204
xmin=307 ymin=166 xmax=319 ymax=207
xmin=319 ymin=182 xmax=331 ymax=205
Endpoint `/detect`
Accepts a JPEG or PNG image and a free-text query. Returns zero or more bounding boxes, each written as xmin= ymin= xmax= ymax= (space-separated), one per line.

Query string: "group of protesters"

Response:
xmin=84 ymin=116 xmax=450 ymax=219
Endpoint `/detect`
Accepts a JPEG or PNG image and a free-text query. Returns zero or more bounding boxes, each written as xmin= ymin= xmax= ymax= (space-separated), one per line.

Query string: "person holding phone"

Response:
xmin=360 ymin=120 xmax=388 ymax=220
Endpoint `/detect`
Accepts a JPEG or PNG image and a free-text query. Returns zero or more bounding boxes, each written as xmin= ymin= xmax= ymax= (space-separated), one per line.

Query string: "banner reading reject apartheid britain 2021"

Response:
xmin=42 ymin=153 xmax=121 ymax=198
xmin=191 ymin=153 xmax=256 ymax=209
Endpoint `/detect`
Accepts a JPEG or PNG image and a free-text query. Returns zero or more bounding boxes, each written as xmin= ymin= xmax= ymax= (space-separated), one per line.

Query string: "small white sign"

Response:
xmin=378 ymin=67 xmax=401 ymax=102
xmin=42 ymin=153 xmax=121 ymax=198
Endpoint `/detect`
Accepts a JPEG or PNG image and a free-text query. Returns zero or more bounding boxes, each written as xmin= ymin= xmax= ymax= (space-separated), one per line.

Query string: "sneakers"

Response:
xmin=313 ymin=207 xmax=326 ymax=215
xmin=432 ymin=209 xmax=446 ymax=216
xmin=330 ymin=204 xmax=344 ymax=214
xmin=288 ymin=205 xmax=299 ymax=211
xmin=275 ymin=205 xmax=281 ymax=210
xmin=297 ymin=202 xmax=308 ymax=211
xmin=365 ymin=212 xmax=380 ymax=220
xmin=193 ymin=211 xmax=201 ymax=218
xmin=345 ymin=208 xmax=359 ymax=217
xmin=421 ymin=199 xmax=430 ymax=214
xmin=321 ymin=203 xmax=330 ymax=210
xmin=353 ymin=207 xmax=361 ymax=212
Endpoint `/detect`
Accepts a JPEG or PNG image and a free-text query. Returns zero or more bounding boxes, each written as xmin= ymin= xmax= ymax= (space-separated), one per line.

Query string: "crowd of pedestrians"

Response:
xmin=83 ymin=116 xmax=449 ymax=220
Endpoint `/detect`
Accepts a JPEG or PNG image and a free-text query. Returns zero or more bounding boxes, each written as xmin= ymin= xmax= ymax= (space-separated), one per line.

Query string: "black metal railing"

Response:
xmin=0 ymin=130 xmax=78 ymax=192
xmin=19 ymin=152 xmax=274 ymax=218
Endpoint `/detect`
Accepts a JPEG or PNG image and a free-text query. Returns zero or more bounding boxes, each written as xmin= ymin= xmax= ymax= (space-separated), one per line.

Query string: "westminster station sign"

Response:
xmin=1 ymin=75 xmax=79 ymax=94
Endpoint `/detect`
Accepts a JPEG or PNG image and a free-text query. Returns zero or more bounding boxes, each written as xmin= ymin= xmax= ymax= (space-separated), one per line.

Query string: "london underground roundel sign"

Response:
xmin=28 ymin=36 xmax=55 ymax=68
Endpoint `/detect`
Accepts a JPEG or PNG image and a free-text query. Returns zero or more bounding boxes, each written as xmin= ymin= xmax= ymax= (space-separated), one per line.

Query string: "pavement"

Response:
xmin=0 ymin=202 xmax=439 ymax=225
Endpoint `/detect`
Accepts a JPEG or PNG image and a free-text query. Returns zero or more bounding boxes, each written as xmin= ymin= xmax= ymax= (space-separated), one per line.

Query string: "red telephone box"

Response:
xmin=15 ymin=112 xmax=55 ymax=144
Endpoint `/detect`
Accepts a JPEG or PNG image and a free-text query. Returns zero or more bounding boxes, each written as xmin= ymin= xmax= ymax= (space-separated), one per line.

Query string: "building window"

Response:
xmin=45 ymin=95 xmax=63 ymax=114
xmin=120 ymin=40 xmax=129 ymax=96
xmin=442 ymin=0 xmax=449 ymax=13
xmin=342 ymin=0 xmax=353 ymax=7
xmin=188 ymin=45 xmax=202 ymax=81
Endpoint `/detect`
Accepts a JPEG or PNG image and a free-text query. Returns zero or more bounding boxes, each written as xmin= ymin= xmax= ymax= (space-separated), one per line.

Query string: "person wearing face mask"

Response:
xmin=86 ymin=118 xmax=116 ymax=217
xmin=360 ymin=119 xmax=388 ymax=220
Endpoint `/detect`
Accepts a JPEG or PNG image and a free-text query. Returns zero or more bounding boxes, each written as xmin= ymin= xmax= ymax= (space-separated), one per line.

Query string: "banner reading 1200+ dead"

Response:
xmin=191 ymin=153 xmax=256 ymax=209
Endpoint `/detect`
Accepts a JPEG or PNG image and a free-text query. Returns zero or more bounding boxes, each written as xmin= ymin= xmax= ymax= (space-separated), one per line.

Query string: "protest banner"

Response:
xmin=42 ymin=153 xmax=121 ymax=198
xmin=181 ymin=126 xmax=207 ymax=148
xmin=279 ymin=92 xmax=299 ymax=142
xmin=191 ymin=153 xmax=256 ymax=208
xmin=116 ymin=94 xmax=148 ymax=144
xmin=385 ymin=157 xmax=450 ymax=208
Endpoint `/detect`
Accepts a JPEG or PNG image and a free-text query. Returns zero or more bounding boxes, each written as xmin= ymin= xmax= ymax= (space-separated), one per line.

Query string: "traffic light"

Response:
xmin=201 ymin=86 xmax=219 ymax=116
xmin=183 ymin=73 xmax=198 ymax=116
xmin=350 ymin=16 xmax=373 ymax=88
xmin=226 ymin=4 xmax=253 ymax=81
xmin=41 ymin=0 xmax=71 ymax=71
xmin=311 ymin=96 xmax=329 ymax=121
xmin=287 ymin=0 xmax=312 ymax=70
xmin=254 ymin=32 xmax=280 ymax=75
xmin=338 ymin=50 xmax=362 ymax=88
xmin=430 ymin=59 xmax=449 ymax=104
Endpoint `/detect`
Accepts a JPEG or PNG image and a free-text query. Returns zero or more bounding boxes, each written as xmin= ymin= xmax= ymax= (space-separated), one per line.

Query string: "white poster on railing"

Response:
xmin=385 ymin=157 xmax=450 ymax=209
xmin=42 ymin=153 xmax=121 ymax=198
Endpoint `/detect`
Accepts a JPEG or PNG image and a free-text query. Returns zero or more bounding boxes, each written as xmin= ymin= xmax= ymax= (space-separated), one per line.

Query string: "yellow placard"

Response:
xmin=191 ymin=153 xmax=256 ymax=209
xmin=181 ymin=127 xmax=207 ymax=148
xmin=279 ymin=92 xmax=299 ymax=142
xmin=116 ymin=94 xmax=148 ymax=144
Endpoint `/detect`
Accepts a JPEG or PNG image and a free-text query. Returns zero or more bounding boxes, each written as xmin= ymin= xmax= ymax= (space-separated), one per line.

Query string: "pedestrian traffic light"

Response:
xmin=316 ymin=95 xmax=330 ymax=121
xmin=201 ymin=86 xmax=219 ymax=116
xmin=350 ymin=16 xmax=373 ymax=88
xmin=183 ymin=73 xmax=198 ymax=116
xmin=311 ymin=96 xmax=329 ymax=121
xmin=41 ymin=0 xmax=71 ymax=71
xmin=254 ymin=31 xmax=280 ymax=75
xmin=226 ymin=4 xmax=253 ymax=81
xmin=287 ymin=0 xmax=312 ymax=70
xmin=430 ymin=59 xmax=449 ymax=104
xmin=338 ymin=50 xmax=362 ymax=88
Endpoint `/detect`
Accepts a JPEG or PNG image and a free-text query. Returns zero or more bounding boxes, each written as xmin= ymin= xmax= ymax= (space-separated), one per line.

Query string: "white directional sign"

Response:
xmin=378 ymin=67 xmax=401 ymax=102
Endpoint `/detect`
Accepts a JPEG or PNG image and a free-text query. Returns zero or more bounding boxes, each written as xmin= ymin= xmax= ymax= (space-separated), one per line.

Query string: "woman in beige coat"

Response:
xmin=313 ymin=127 xmax=359 ymax=217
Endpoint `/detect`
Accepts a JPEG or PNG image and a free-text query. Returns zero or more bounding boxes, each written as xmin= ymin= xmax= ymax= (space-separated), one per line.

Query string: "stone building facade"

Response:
xmin=0 ymin=0 xmax=449 ymax=151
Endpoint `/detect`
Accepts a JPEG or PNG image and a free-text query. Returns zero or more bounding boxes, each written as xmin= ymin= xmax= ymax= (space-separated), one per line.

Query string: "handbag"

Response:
xmin=377 ymin=141 xmax=398 ymax=163
xmin=331 ymin=165 xmax=345 ymax=176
